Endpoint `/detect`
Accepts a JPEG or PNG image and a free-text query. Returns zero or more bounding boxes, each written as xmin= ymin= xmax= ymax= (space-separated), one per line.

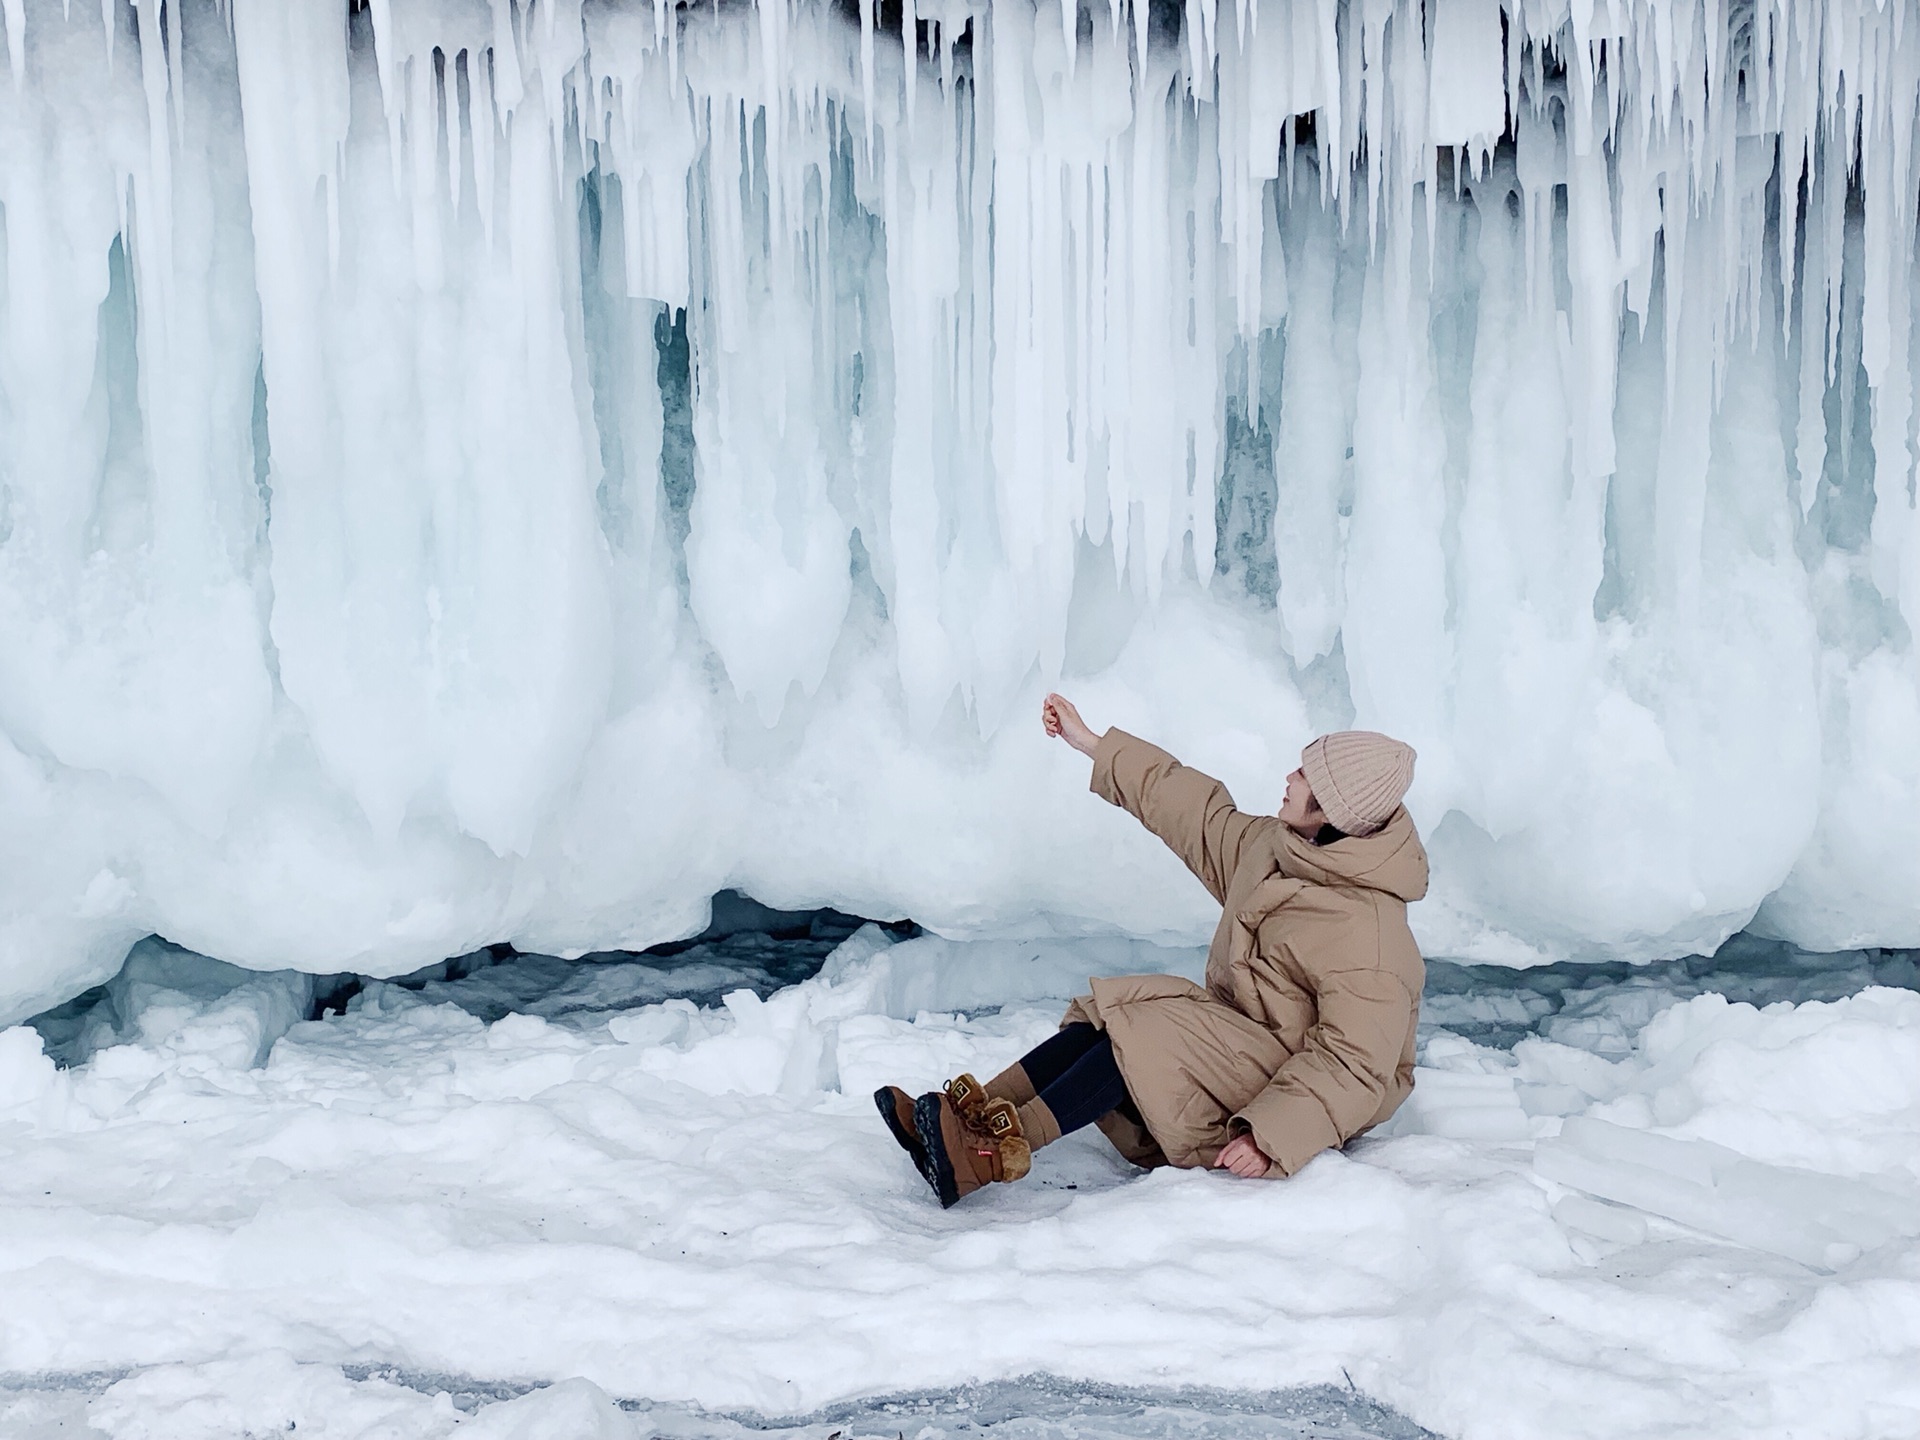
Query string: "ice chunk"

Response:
xmin=1535 ymin=1116 xmax=1920 ymax=1272
xmin=34 ymin=937 xmax=317 ymax=1071
xmin=1551 ymin=1192 xmax=1649 ymax=1248
xmin=0 ymin=1023 xmax=58 ymax=1115
xmin=1375 ymin=1067 xmax=1532 ymax=1143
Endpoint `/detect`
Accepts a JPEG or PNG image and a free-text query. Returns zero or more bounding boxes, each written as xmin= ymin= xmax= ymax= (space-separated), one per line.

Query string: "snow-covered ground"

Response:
xmin=2 ymin=927 xmax=1918 ymax=1440
xmin=0 ymin=1370 xmax=1440 ymax=1440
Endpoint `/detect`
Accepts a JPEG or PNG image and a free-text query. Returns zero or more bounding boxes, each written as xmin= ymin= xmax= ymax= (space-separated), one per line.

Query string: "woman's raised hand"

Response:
xmin=1042 ymin=693 xmax=1102 ymax=757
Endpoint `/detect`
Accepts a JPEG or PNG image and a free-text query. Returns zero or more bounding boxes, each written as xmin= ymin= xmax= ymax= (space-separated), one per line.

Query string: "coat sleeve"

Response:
xmin=1229 ymin=965 xmax=1416 ymax=1176
xmin=1090 ymin=729 xmax=1275 ymax=904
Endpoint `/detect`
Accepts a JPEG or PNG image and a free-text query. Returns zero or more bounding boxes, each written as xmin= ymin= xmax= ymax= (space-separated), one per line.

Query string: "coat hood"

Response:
xmin=1276 ymin=807 xmax=1429 ymax=902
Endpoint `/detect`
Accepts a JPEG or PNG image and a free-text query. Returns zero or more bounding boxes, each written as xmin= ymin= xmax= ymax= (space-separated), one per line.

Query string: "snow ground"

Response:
xmin=0 ymin=1369 xmax=1440 ymax=1440
xmin=2 ymin=928 xmax=1918 ymax=1440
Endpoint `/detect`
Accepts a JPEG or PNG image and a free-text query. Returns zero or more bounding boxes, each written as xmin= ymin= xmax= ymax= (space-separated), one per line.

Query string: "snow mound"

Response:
xmin=2 ymin=927 xmax=1917 ymax=1438
xmin=2 ymin=1364 xmax=1440 ymax=1440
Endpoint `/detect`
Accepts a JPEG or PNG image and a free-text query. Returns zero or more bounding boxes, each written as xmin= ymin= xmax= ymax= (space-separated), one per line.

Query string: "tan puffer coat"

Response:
xmin=1064 ymin=729 xmax=1430 ymax=1176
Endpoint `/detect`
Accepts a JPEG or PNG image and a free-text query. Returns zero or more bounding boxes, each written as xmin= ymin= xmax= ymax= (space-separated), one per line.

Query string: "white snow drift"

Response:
xmin=1 ymin=927 xmax=1917 ymax=1439
xmin=2 ymin=0 xmax=1919 ymax=1019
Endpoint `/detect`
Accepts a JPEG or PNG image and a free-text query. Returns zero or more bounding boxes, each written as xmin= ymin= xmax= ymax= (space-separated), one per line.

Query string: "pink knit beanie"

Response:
xmin=1300 ymin=731 xmax=1416 ymax=836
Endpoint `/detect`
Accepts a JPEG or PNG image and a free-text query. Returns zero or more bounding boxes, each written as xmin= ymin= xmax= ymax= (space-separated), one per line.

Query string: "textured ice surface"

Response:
xmin=0 ymin=1368 xmax=1441 ymax=1440
xmin=4 ymin=926 xmax=1917 ymax=1439
xmin=3 ymin=0 xmax=1920 ymax=1019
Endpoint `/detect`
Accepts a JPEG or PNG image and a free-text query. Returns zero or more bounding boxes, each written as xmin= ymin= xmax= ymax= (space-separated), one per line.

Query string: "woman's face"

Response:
xmin=1278 ymin=767 xmax=1327 ymax=835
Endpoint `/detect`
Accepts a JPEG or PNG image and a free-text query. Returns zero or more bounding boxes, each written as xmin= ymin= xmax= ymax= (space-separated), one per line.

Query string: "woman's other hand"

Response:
xmin=1214 ymin=1133 xmax=1273 ymax=1179
xmin=1042 ymin=693 xmax=1102 ymax=757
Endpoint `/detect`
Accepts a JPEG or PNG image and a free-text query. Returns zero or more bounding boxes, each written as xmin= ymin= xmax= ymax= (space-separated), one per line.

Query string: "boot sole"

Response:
xmin=873 ymin=1087 xmax=928 ymax=1173
xmin=912 ymin=1092 xmax=961 ymax=1208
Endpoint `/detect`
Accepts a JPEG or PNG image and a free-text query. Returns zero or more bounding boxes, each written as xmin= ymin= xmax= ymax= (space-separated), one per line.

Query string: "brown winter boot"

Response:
xmin=873 ymin=1085 xmax=927 ymax=1173
xmin=911 ymin=1090 xmax=1031 ymax=1208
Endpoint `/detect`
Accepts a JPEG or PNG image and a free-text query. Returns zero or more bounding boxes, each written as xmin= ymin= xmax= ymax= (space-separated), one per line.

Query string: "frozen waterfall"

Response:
xmin=0 ymin=0 xmax=1917 ymax=1021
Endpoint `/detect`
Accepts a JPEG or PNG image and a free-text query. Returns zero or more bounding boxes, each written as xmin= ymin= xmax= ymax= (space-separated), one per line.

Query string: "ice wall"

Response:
xmin=1 ymin=0 xmax=1917 ymax=1021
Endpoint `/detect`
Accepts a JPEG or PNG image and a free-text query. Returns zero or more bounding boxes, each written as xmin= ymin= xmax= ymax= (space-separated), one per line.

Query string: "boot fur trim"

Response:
xmin=976 ymin=1097 xmax=1032 ymax=1181
xmin=945 ymin=1072 xmax=987 ymax=1115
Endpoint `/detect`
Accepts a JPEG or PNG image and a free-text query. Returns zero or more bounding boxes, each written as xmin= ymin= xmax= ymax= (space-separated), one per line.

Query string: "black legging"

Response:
xmin=1017 ymin=1023 xmax=1136 ymax=1136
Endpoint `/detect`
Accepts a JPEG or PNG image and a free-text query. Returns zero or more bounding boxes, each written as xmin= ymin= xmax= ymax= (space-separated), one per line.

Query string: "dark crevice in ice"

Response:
xmin=25 ymin=891 xmax=917 ymax=1065
xmin=1421 ymin=932 xmax=1920 ymax=1054
xmin=357 ymin=891 xmax=908 ymax=1009
xmin=25 ymin=892 xmax=1918 ymax=1070
xmin=673 ymin=1374 xmax=1446 ymax=1439
xmin=387 ymin=924 xmax=1915 ymax=1053
xmin=319 ymin=892 xmax=918 ymax=1026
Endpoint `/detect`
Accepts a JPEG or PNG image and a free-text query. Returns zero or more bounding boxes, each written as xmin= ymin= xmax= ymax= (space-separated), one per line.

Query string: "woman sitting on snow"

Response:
xmin=878 ymin=694 xmax=1429 ymax=1207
